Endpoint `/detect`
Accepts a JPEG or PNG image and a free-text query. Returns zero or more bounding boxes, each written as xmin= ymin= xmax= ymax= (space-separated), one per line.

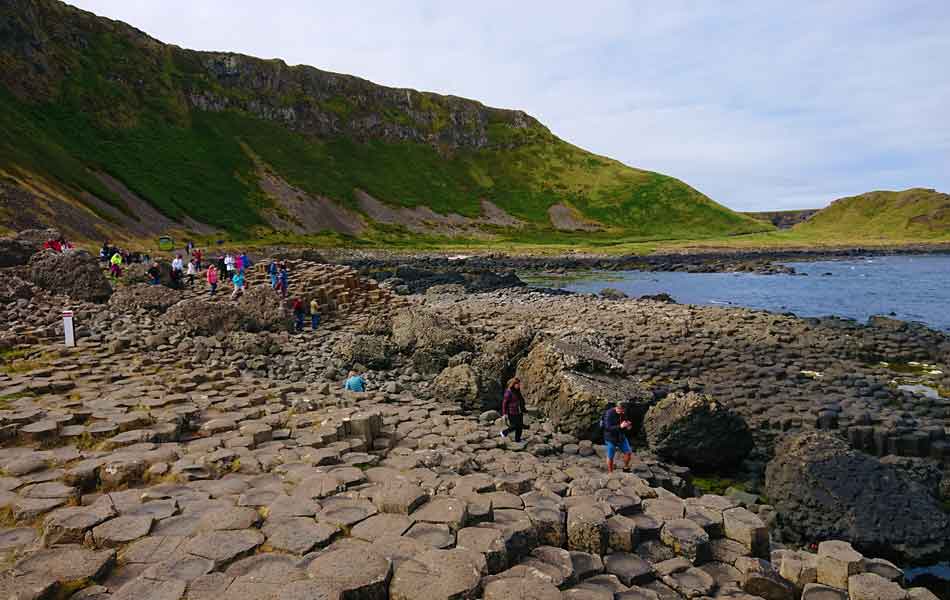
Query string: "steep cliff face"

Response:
xmin=0 ymin=0 xmax=770 ymax=242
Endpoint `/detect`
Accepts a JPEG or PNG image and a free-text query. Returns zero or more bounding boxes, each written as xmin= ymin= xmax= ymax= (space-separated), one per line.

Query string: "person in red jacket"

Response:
xmin=500 ymin=377 xmax=526 ymax=442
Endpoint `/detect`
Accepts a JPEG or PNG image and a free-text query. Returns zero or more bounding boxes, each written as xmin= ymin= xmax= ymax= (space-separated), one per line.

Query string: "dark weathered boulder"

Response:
xmin=0 ymin=274 xmax=33 ymax=303
xmin=28 ymin=250 xmax=112 ymax=302
xmin=0 ymin=237 xmax=39 ymax=268
xmin=335 ymin=334 xmax=395 ymax=370
xmin=433 ymin=325 xmax=536 ymax=410
xmin=236 ymin=286 xmax=292 ymax=332
xmin=765 ymin=431 xmax=950 ymax=563
xmin=516 ymin=332 xmax=650 ymax=438
xmin=643 ymin=392 xmax=752 ymax=469
xmin=600 ymin=288 xmax=628 ymax=300
xmin=391 ymin=308 xmax=474 ymax=357
xmin=161 ymin=298 xmax=244 ymax=336
xmin=108 ymin=283 xmax=182 ymax=312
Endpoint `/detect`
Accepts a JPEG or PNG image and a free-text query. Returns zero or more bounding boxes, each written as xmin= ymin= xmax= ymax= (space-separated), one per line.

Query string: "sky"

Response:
xmin=69 ymin=1 xmax=950 ymax=211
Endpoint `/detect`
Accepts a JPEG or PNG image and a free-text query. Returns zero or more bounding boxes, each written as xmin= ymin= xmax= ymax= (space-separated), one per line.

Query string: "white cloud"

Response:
xmin=68 ymin=0 xmax=950 ymax=211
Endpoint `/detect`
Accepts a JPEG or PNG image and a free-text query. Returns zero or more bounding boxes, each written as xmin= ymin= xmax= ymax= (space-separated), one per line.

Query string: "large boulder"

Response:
xmin=643 ymin=392 xmax=753 ymax=469
xmin=391 ymin=309 xmax=474 ymax=372
xmin=431 ymin=326 xmax=536 ymax=410
xmin=108 ymin=284 xmax=182 ymax=313
xmin=431 ymin=364 xmax=479 ymax=407
xmin=516 ymin=331 xmax=651 ymax=438
xmin=236 ymin=286 xmax=292 ymax=332
xmin=765 ymin=431 xmax=950 ymax=563
xmin=27 ymin=250 xmax=112 ymax=303
xmin=335 ymin=334 xmax=395 ymax=370
xmin=0 ymin=275 xmax=33 ymax=303
xmin=161 ymin=298 xmax=244 ymax=336
xmin=0 ymin=237 xmax=39 ymax=268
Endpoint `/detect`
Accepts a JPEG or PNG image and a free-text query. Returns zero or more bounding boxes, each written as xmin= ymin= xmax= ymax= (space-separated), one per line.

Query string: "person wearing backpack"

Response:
xmin=602 ymin=403 xmax=634 ymax=473
xmin=500 ymin=377 xmax=526 ymax=442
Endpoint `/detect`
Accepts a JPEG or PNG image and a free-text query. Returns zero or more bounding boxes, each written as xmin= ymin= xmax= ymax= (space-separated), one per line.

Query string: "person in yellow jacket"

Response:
xmin=109 ymin=251 xmax=123 ymax=280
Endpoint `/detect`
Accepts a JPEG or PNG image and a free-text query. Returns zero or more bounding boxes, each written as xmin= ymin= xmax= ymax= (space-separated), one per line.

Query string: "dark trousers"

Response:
xmin=503 ymin=413 xmax=524 ymax=442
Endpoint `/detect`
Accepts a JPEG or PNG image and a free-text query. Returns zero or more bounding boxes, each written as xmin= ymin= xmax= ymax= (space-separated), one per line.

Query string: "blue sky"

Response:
xmin=70 ymin=1 xmax=950 ymax=211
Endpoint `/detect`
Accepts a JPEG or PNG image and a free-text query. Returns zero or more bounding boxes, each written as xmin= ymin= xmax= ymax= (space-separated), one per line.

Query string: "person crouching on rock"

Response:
xmin=500 ymin=377 xmax=526 ymax=442
xmin=603 ymin=403 xmax=634 ymax=473
xmin=230 ymin=269 xmax=245 ymax=300
xmin=147 ymin=262 xmax=161 ymax=285
xmin=344 ymin=371 xmax=366 ymax=393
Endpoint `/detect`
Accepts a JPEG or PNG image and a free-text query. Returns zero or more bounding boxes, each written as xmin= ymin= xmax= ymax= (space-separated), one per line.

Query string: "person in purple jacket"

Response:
xmin=500 ymin=377 xmax=526 ymax=442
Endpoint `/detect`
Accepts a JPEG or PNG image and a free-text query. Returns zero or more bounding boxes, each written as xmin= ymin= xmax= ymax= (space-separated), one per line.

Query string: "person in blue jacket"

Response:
xmin=344 ymin=371 xmax=366 ymax=393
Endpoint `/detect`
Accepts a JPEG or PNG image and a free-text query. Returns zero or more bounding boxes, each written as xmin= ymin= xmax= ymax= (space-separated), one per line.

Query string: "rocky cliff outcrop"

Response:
xmin=765 ymin=431 xmax=949 ymax=563
xmin=516 ymin=332 xmax=652 ymax=439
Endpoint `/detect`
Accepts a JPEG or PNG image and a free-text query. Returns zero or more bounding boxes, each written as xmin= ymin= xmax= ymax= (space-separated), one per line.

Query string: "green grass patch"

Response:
xmin=691 ymin=475 xmax=749 ymax=496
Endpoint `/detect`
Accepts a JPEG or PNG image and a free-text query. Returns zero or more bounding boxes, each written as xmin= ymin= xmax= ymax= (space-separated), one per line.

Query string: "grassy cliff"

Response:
xmin=793 ymin=189 xmax=950 ymax=240
xmin=0 ymin=0 xmax=769 ymax=243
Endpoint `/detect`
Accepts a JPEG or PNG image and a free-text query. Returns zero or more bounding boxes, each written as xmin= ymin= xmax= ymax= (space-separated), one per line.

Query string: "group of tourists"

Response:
xmin=100 ymin=242 xmax=151 ymax=281
xmin=43 ymin=236 xmax=74 ymax=253
xmin=499 ymin=377 xmax=635 ymax=473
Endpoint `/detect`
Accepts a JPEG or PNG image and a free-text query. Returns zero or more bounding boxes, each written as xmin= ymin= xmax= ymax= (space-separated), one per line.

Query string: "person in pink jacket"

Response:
xmin=206 ymin=264 xmax=219 ymax=297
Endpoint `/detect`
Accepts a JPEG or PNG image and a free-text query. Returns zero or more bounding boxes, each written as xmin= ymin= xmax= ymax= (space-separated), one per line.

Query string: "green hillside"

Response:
xmin=0 ymin=0 xmax=769 ymax=242
xmin=794 ymin=189 xmax=950 ymax=240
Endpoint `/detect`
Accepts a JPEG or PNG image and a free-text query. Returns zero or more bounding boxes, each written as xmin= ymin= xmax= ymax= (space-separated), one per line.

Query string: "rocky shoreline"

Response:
xmin=1 ymin=230 xmax=949 ymax=600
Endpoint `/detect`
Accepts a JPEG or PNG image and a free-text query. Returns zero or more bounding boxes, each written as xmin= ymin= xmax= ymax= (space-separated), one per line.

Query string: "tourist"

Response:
xmin=225 ymin=252 xmax=235 ymax=275
xmin=186 ymin=258 xmax=198 ymax=287
xmin=109 ymin=251 xmax=123 ymax=280
xmin=231 ymin=269 xmax=245 ymax=300
xmin=234 ymin=252 xmax=244 ymax=274
xmin=192 ymin=248 xmax=202 ymax=270
xmin=185 ymin=240 xmax=193 ymax=255
xmin=292 ymin=297 xmax=305 ymax=332
xmin=240 ymin=251 xmax=252 ymax=272
xmin=267 ymin=260 xmax=278 ymax=289
xmin=277 ymin=264 xmax=289 ymax=298
xmin=602 ymin=403 xmax=634 ymax=473
xmin=206 ymin=264 xmax=219 ymax=296
xmin=500 ymin=377 xmax=526 ymax=442
xmin=344 ymin=371 xmax=366 ymax=393
xmin=171 ymin=254 xmax=184 ymax=288
xmin=216 ymin=254 xmax=226 ymax=275
xmin=99 ymin=242 xmax=110 ymax=263
xmin=310 ymin=297 xmax=320 ymax=330
xmin=146 ymin=262 xmax=162 ymax=285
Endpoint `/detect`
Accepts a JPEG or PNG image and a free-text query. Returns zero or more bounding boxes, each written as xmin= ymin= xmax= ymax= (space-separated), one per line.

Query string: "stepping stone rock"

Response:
xmin=351 ymin=513 xmax=413 ymax=542
xmin=15 ymin=545 xmax=116 ymax=590
xmin=570 ymin=551 xmax=605 ymax=580
xmin=660 ymin=519 xmax=710 ymax=564
xmin=848 ymin=573 xmax=908 ymax=600
xmin=197 ymin=506 xmax=260 ymax=532
xmin=372 ymin=480 xmax=429 ymax=514
xmin=736 ymin=557 xmax=796 ymax=600
xmin=264 ymin=518 xmax=339 ymax=554
xmin=306 ymin=547 xmax=391 ymax=600
xmin=816 ymin=541 xmax=864 ymax=590
xmin=141 ymin=554 xmax=215 ymax=582
xmin=317 ymin=498 xmax=377 ymax=530
xmin=606 ymin=552 xmax=656 ymax=586
xmin=112 ymin=576 xmax=187 ymax=600
xmin=722 ymin=507 xmax=769 ymax=557
xmin=43 ymin=504 xmax=117 ymax=546
xmin=278 ymin=580 xmax=343 ymax=600
xmin=226 ymin=553 xmax=307 ymax=581
xmin=457 ymin=526 xmax=509 ymax=574
xmin=183 ymin=529 xmax=264 ymax=568
xmin=390 ymin=548 xmax=486 ymax=600
xmin=662 ymin=566 xmax=716 ymax=598
xmin=802 ymin=583 xmax=849 ymax=600
xmin=412 ymin=497 xmax=469 ymax=531
xmin=567 ymin=505 xmax=608 ymax=555
xmin=483 ymin=576 xmax=563 ymax=600
xmin=92 ymin=515 xmax=154 ymax=547
xmin=404 ymin=522 xmax=456 ymax=549
xmin=526 ymin=506 xmax=566 ymax=547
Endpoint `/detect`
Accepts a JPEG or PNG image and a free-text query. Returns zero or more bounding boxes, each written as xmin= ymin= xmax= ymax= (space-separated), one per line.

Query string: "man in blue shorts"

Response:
xmin=603 ymin=403 xmax=633 ymax=473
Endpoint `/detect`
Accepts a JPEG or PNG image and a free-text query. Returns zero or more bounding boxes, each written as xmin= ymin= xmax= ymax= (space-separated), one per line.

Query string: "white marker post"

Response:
xmin=63 ymin=310 xmax=75 ymax=347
